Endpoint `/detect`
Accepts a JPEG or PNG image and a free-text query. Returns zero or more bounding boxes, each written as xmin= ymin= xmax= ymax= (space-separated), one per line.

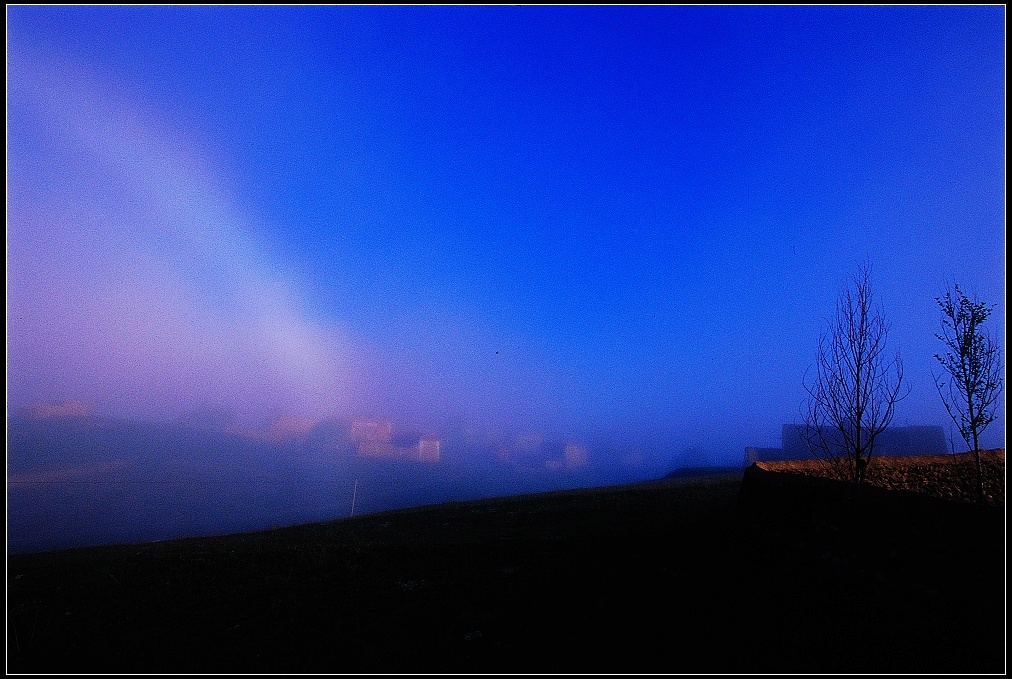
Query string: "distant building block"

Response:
xmin=778 ymin=423 xmax=948 ymax=460
xmin=26 ymin=400 xmax=93 ymax=419
xmin=351 ymin=420 xmax=393 ymax=443
xmin=747 ymin=425 xmax=949 ymax=465
xmin=875 ymin=425 xmax=948 ymax=456
xmin=417 ymin=435 xmax=441 ymax=463
xmin=564 ymin=443 xmax=588 ymax=468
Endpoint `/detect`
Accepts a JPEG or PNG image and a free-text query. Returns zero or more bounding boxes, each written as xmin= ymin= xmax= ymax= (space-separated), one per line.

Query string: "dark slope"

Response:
xmin=7 ymin=473 xmax=1005 ymax=673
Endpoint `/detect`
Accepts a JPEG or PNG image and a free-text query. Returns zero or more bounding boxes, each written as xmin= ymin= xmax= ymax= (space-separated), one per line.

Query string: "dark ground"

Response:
xmin=7 ymin=466 xmax=1006 ymax=674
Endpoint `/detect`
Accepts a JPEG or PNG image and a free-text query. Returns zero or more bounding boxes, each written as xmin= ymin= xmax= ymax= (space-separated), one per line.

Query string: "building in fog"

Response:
xmin=351 ymin=419 xmax=395 ymax=458
xmin=351 ymin=420 xmax=393 ymax=444
xmin=417 ymin=435 xmax=440 ymax=463
xmin=745 ymin=424 xmax=948 ymax=465
xmin=780 ymin=424 xmax=947 ymax=459
xmin=25 ymin=400 xmax=93 ymax=419
xmin=563 ymin=443 xmax=588 ymax=469
xmin=350 ymin=419 xmax=439 ymax=463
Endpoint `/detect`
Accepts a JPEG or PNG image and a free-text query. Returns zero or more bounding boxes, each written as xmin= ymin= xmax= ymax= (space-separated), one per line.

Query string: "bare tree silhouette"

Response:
xmin=801 ymin=265 xmax=909 ymax=483
xmin=933 ymin=283 xmax=1003 ymax=502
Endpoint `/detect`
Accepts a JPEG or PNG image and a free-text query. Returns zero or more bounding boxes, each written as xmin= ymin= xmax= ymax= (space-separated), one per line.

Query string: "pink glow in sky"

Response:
xmin=7 ymin=51 xmax=366 ymax=427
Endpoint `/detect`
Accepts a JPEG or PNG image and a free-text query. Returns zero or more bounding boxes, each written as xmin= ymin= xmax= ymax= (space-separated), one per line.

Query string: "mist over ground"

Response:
xmin=7 ymin=412 xmax=686 ymax=554
xmin=7 ymin=6 xmax=1005 ymax=553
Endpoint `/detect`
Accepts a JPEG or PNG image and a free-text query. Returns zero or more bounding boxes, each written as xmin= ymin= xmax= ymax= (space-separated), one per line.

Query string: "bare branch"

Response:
xmin=800 ymin=265 xmax=908 ymax=483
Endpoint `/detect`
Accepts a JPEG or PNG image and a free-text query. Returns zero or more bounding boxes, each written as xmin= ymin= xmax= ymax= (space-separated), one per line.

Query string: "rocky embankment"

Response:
xmin=756 ymin=449 xmax=1004 ymax=505
xmin=736 ymin=449 xmax=1004 ymax=673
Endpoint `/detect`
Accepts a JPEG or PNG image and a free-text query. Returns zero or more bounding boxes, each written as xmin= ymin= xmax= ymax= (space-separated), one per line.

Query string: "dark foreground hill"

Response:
xmin=7 ymin=468 xmax=1005 ymax=674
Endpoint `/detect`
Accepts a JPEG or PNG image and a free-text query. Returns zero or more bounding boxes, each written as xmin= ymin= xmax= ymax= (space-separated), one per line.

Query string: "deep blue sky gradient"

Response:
xmin=8 ymin=6 xmax=1006 ymax=463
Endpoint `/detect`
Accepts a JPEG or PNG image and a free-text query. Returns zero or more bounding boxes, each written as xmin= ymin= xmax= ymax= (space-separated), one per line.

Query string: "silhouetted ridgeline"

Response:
xmin=664 ymin=465 xmax=742 ymax=480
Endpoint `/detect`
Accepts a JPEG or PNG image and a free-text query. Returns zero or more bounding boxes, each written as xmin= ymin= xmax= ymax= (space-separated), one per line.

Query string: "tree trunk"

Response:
xmin=973 ymin=431 xmax=984 ymax=503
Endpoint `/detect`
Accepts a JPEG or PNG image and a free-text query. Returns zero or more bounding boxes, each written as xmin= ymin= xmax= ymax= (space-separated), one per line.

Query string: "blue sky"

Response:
xmin=7 ymin=5 xmax=1006 ymax=463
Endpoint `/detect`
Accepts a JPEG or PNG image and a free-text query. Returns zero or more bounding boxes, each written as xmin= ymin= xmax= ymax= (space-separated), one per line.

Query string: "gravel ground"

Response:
xmin=757 ymin=449 xmax=1005 ymax=505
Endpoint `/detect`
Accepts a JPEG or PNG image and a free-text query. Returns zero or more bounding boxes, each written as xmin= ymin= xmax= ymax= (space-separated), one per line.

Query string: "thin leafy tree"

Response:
xmin=933 ymin=284 xmax=1003 ymax=502
xmin=801 ymin=265 xmax=909 ymax=483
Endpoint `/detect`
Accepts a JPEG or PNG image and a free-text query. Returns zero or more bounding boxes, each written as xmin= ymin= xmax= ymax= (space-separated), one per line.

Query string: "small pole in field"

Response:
xmin=350 ymin=478 xmax=358 ymax=517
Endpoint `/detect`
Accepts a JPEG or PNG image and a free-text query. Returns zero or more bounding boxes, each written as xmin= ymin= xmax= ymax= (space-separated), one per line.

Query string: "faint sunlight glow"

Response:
xmin=7 ymin=49 xmax=359 ymax=425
